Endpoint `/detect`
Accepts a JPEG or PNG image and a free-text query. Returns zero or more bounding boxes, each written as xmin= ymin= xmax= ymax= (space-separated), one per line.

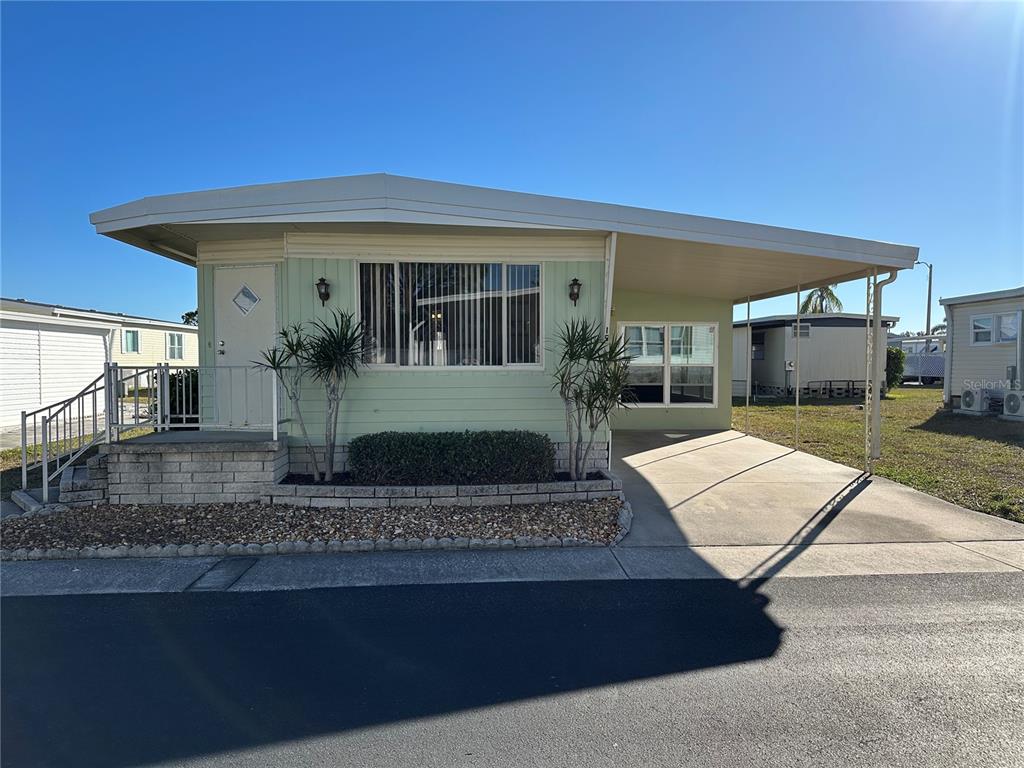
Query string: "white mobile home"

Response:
xmin=0 ymin=298 xmax=198 ymax=432
xmin=940 ymin=286 xmax=1023 ymax=410
xmin=733 ymin=313 xmax=898 ymax=398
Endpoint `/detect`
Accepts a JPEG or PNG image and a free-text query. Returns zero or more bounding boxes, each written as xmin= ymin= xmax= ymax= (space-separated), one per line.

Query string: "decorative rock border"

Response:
xmin=0 ymin=501 xmax=632 ymax=561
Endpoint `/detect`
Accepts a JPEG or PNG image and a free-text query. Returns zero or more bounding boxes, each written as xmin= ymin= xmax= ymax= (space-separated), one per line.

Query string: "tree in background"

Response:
xmin=930 ymin=322 xmax=947 ymax=334
xmin=885 ymin=346 xmax=906 ymax=390
xmin=799 ymin=285 xmax=843 ymax=314
xmin=181 ymin=309 xmax=198 ymax=326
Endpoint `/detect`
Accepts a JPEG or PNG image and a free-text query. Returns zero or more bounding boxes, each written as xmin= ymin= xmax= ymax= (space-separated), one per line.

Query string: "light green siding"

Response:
xmin=197 ymin=263 xmax=216 ymax=422
xmin=610 ymin=290 xmax=733 ymax=431
xmin=279 ymin=258 xmax=605 ymax=444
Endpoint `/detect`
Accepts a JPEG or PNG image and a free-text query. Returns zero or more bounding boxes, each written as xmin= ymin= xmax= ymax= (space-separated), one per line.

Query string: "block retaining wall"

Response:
xmin=106 ymin=439 xmax=288 ymax=505
xmin=87 ymin=441 xmax=617 ymax=507
xmin=263 ymin=469 xmax=623 ymax=508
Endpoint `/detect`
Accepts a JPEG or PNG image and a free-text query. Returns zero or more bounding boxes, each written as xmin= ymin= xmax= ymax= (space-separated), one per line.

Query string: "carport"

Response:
xmin=605 ymin=223 xmax=914 ymax=470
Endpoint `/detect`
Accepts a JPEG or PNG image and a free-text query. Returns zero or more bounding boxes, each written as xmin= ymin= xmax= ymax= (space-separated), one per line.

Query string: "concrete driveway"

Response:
xmin=612 ymin=430 xmax=1024 ymax=553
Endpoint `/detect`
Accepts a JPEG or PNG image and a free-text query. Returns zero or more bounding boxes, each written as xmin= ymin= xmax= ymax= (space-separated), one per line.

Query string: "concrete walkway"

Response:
xmin=612 ymin=429 xmax=1024 ymax=547
xmin=3 ymin=540 xmax=1023 ymax=596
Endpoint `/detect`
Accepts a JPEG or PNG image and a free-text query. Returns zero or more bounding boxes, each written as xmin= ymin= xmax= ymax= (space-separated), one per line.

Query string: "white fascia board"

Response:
xmin=939 ymin=286 xmax=1024 ymax=307
xmin=90 ymin=174 xmax=919 ymax=270
xmin=0 ymin=310 xmax=118 ymax=331
xmin=734 ymin=313 xmax=900 ymax=325
xmin=0 ymin=299 xmax=195 ymax=331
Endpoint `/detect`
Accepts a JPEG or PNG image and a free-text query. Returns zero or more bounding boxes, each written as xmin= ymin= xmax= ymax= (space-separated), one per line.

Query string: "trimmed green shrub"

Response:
xmin=886 ymin=346 xmax=906 ymax=390
xmin=348 ymin=430 xmax=556 ymax=485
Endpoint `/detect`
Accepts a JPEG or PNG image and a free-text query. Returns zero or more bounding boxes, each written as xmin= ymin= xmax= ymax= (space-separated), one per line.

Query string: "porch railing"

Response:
xmin=20 ymin=372 xmax=107 ymax=499
xmin=22 ymin=363 xmax=282 ymax=502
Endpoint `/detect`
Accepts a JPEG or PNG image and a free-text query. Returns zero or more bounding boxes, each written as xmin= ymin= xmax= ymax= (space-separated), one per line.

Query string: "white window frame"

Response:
xmin=620 ymin=321 xmax=719 ymax=408
xmin=122 ymin=329 xmax=140 ymax=354
xmin=970 ymin=314 xmax=993 ymax=346
xmin=166 ymin=332 xmax=184 ymax=360
xmin=995 ymin=312 xmax=1019 ymax=344
xmin=354 ymin=259 xmax=545 ymax=371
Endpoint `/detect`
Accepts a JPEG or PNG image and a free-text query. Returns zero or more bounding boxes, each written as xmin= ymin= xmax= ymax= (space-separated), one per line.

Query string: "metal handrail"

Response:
xmin=21 ymin=373 xmax=105 ymax=419
xmin=25 ymin=372 xmax=108 ymax=500
xmin=24 ymin=363 xmax=285 ymax=502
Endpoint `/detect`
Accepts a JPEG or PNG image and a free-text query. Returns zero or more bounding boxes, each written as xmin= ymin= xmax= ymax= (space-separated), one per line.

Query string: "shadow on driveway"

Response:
xmin=2 ymin=579 xmax=781 ymax=768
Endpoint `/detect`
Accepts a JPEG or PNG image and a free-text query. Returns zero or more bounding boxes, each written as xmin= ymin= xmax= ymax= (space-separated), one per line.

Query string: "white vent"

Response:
xmin=960 ymin=388 xmax=989 ymax=413
xmin=1004 ymin=390 xmax=1023 ymax=418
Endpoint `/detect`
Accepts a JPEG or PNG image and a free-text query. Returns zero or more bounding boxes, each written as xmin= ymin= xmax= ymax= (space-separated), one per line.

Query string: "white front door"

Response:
xmin=213 ymin=265 xmax=277 ymax=427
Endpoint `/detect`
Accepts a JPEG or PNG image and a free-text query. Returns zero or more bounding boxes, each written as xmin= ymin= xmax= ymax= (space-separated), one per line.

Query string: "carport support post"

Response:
xmin=864 ymin=272 xmax=875 ymax=473
xmin=745 ymin=297 xmax=751 ymax=434
xmin=794 ymin=285 xmax=801 ymax=450
xmin=871 ymin=272 xmax=899 ymax=461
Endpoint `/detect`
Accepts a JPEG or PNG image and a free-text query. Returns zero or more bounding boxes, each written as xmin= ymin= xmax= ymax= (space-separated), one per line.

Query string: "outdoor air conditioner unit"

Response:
xmin=959 ymin=387 xmax=990 ymax=414
xmin=1003 ymin=390 xmax=1024 ymax=420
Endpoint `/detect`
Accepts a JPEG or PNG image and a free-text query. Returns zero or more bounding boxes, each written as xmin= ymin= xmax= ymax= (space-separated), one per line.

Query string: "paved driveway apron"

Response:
xmin=612 ymin=429 xmax=1024 ymax=549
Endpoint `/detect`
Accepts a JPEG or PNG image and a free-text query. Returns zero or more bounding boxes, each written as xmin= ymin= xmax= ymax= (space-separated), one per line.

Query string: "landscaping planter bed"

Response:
xmin=0 ymin=498 xmax=631 ymax=560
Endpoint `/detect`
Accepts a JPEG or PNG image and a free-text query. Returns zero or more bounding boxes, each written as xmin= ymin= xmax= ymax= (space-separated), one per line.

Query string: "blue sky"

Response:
xmin=2 ymin=1 xmax=1021 ymax=330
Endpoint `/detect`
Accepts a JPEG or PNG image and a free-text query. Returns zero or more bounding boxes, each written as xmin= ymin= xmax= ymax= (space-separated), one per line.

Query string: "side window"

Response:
xmin=123 ymin=329 xmax=140 ymax=353
xmin=996 ymin=313 xmax=1019 ymax=343
xmin=970 ymin=315 xmax=992 ymax=345
xmin=167 ymin=332 xmax=184 ymax=360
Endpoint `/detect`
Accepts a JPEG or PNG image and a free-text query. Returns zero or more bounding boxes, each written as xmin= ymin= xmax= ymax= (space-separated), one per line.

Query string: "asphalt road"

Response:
xmin=3 ymin=573 xmax=1023 ymax=768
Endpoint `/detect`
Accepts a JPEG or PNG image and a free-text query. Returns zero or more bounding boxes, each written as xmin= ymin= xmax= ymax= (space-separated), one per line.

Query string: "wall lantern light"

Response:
xmin=315 ymin=277 xmax=331 ymax=306
xmin=568 ymin=277 xmax=582 ymax=306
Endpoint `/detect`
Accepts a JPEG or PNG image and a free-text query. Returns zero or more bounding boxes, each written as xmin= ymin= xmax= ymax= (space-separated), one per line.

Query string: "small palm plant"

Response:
xmin=578 ymin=334 xmax=633 ymax=475
xmin=800 ymin=284 xmax=843 ymax=314
xmin=553 ymin=319 xmax=633 ymax=479
xmin=303 ymin=310 xmax=366 ymax=482
xmin=255 ymin=324 xmax=321 ymax=481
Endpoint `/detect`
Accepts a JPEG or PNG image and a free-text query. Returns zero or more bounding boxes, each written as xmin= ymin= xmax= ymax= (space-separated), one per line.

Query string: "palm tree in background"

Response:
xmin=930 ymin=322 xmax=947 ymax=334
xmin=800 ymin=285 xmax=843 ymax=314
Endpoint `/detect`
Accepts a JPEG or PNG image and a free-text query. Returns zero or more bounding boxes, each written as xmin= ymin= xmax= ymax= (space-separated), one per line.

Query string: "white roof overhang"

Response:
xmin=90 ymin=173 xmax=919 ymax=303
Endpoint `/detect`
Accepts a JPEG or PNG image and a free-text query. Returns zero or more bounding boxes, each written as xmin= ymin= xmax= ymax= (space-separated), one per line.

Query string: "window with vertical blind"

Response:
xmin=358 ymin=262 xmax=542 ymax=367
xmin=622 ymin=322 xmax=717 ymax=405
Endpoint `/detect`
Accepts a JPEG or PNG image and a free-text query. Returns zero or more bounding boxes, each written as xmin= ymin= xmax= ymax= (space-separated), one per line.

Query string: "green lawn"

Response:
xmin=732 ymin=387 xmax=1024 ymax=523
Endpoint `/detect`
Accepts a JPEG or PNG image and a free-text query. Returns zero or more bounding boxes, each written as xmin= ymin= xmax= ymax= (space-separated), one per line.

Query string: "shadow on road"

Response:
xmin=2 ymin=579 xmax=781 ymax=768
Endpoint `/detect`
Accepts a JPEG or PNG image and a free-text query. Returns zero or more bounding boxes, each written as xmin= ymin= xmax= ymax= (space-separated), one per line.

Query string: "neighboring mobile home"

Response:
xmin=0 ymin=298 xmax=198 ymax=431
xmin=732 ymin=313 xmax=898 ymax=398
xmin=88 ymin=174 xmax=919 ymax=475
xmin=887 ymin=334 xmax=947 ymax=384
xmin=940 ymin=286 xmax=1023 ymax=410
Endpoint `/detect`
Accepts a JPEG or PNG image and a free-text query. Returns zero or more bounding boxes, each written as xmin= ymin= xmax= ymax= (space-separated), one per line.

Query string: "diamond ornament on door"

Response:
xmin=233 ymin=285 xmax=261 ymax=316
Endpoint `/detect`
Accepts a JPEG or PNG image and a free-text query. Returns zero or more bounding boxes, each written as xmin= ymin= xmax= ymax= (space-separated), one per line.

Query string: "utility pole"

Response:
xmin=916 ymin=260 xmax=933 ymax=334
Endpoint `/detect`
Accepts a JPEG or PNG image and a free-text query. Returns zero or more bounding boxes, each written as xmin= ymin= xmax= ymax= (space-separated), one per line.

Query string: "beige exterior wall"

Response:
xmin=946 ymin=296 xmax=1023 ymax=399
xmin=111 ymin=324 xmax=198 ymax=367
xmin=610 ymin=290 xmax=733 ymax=431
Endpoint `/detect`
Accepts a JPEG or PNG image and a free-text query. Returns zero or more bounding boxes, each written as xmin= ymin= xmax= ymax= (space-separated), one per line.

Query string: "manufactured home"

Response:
xmin=940 ymin=286 xmax=1023 ymax=413
xmin=0 ymin=298 xmax=197 ymax=433
xmin=6 ymin=173 xmax=918 ymax=507
xmin=887 ymin=334 xmax=946 ymax=385
xmin=732 ymin=313 xmax=898 ymax=398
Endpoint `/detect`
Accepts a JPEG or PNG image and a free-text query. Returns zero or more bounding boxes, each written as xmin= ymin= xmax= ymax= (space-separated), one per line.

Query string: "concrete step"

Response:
xmin=10 ymin=487 xmax=62 ymax=514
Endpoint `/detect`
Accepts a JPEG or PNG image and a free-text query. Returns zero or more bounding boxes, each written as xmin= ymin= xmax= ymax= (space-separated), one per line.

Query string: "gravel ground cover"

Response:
xmin=0 ymin=499 xmax=622 ymax=553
